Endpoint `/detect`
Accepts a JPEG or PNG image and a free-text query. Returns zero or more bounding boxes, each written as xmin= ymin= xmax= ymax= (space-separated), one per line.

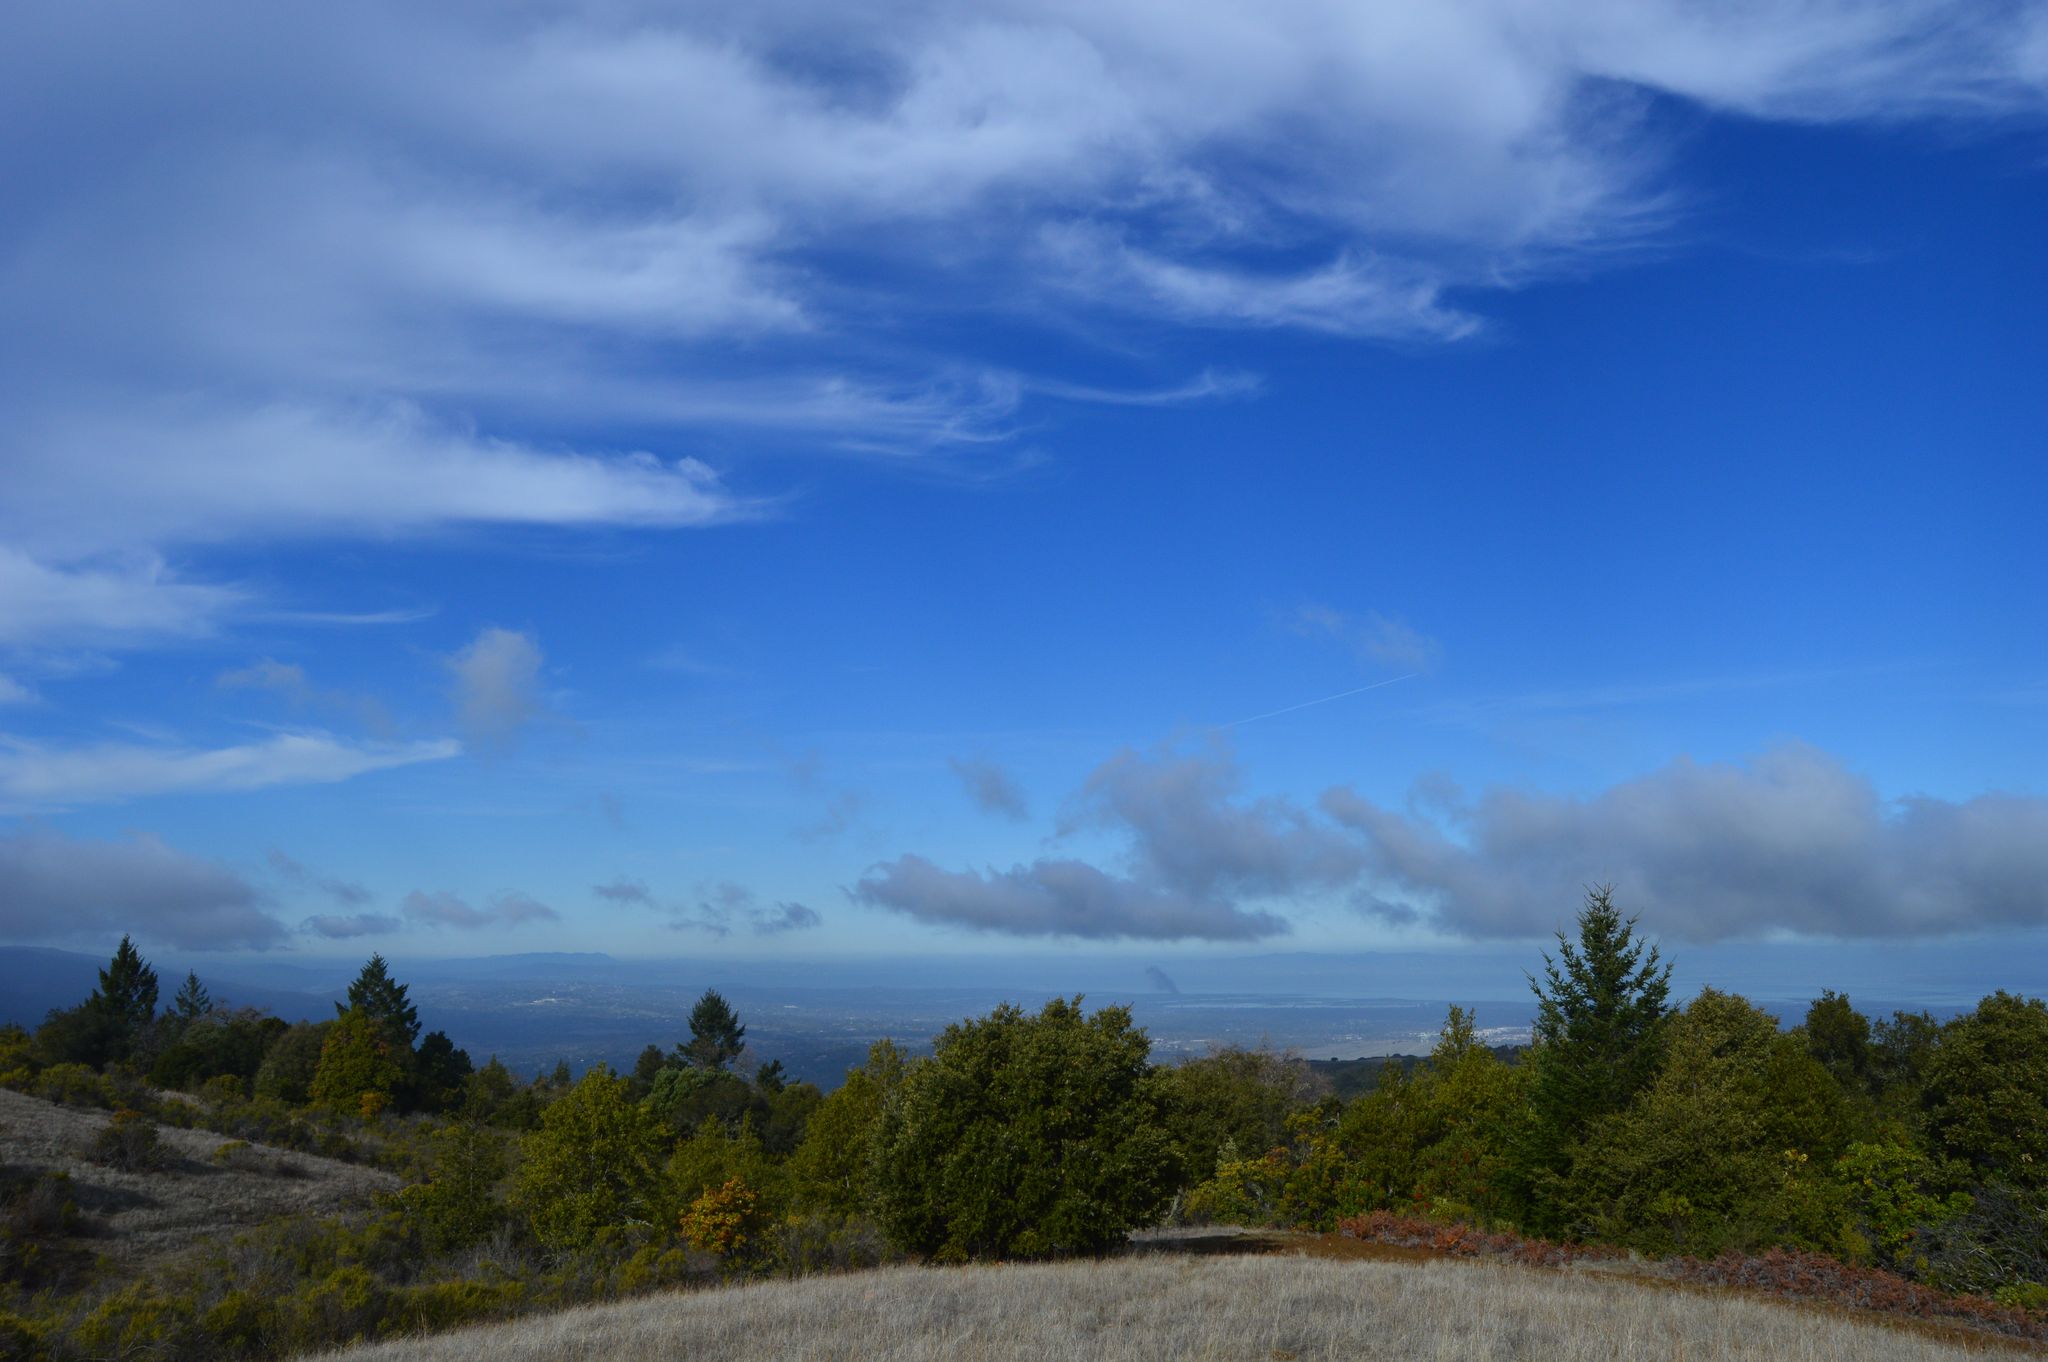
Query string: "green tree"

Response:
xmin=1511 ymin=887 xmax=1672 ymax=1233
xmin=631 ymin=1043 xmax=669 ymax=1089
xmin=1870 ymin=1008 xmax=1942 ymax=1118
xmin=516 ymin=1065 xmax=667 ymax=1251
xmin=874 ymin=998 xmax=1178 ymax=1260
xmin=95 ymin=935 xmax=160 ymax=1046
xmin=32 ymin=936 xmax=161 ymax=1069
xmin=1921 ymin=992 xmax=2048 ymax=1198
xmin=400 ymin=1122 xmax=509 ymax=1253
xmin=411 ymin=1030 xmax=474 ymax=1113
xmin=309 ymin=1007 xmax=406 ymax=1115
xmin=1563 ymin=990 xmax=1848 ymax=1256
xmin=253 ymin=1020 xmax=332 ymax=1104
xmin=339 ymin=954 xmax=420 ymax=1049
xmin=170 ymin=971 xmax=212 ymax=1025
xmin=1802 ymin=990 xmax=1873 ymax=1097
xmin=789 ymin=1039 xmax=905 ymax=1219
xmin=1162 ymin=1044 xmax=1327 ymax=1188
xmin=149 ymin=1007 xmax=286 ymax=1092
xmin=679 ymin=989 xmax=746 ymax=1072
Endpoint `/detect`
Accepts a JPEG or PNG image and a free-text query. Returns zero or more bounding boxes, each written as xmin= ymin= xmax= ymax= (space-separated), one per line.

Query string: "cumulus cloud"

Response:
xmin=950 ymin=756 xmax=1030 ymax=820
xmin=402 ymin=889 xmax=561 ymax=930
xmin=0 ymin=825 xmax=286 ymax=949
xmin=1287 ymin=605 xmax=1443 ymax=673
xmin=1322 ymin=744 xmax=2048 ymax=941
xmin=593 ymin=878 xmax=655 ymax=905
xmin=0 ymin=731 xmax=459 ymax=809
xmin=856 ymin=741 xmax=1349 ymax=940
xmin=862 ymin=737 xmax=2048 ymax=944
xmin=448 ymin=627 xmax=545 ymax=749
xmin=1065 ymin=741 xmax=1366 ymax=904
xmin=269 ymin=850 xmax=372 ymax=906
xmin=299 ymin=912 xmax=402 ymax=939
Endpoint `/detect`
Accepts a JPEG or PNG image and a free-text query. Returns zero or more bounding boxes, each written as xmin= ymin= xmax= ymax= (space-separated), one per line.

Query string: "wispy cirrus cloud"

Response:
xmin=3 ymin=0 xmax=2039 ymax=661
xmin=1285 ymin=604 xmax=1443 ymax=674
xmin=0 ymin=730 xmax=458 ymax=809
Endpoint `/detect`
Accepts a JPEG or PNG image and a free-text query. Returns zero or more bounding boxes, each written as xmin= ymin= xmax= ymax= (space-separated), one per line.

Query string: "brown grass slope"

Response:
xmin=0 ymin=1086 xmax=395 ymax=1270
xmin=316 ymin=1252 xmax=2030 ymax=1362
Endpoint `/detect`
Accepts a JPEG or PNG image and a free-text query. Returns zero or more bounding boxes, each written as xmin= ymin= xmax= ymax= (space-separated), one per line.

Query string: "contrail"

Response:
xmin=1222 ymin=672 xmax=1419 ymax=729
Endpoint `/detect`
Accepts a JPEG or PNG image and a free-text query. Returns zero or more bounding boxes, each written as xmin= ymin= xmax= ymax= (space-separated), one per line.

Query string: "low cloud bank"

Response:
xmin=856 ymin=741 xmax=2048 ymax=944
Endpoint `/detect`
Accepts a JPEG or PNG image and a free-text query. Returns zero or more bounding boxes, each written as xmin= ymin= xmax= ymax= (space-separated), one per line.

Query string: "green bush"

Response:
xmin=71 ymin=1282 xmax=201 ymax=1359
xmin=89 ymin=1110 xmax=173 ymax=1173
xmin=516 ymin=1066 xmax=666 ymax=1252
xmin=1 ymin=1169 xmax=82 ymax=1289
xmin=874 ymin=997 xmax=1178 ymax=1260
xmin=32 ymin=1063 xmax=107 ymax=1107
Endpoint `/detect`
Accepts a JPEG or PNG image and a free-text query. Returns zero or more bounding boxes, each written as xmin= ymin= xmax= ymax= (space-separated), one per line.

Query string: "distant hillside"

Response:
xmin=311 ymin=1248 xmax=2008 ymax=1362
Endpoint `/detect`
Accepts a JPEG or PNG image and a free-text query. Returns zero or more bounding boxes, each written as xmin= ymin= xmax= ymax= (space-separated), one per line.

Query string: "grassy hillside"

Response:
xmin=315 ymin=1251 xmax=2025 ymax=1362
xmin=0 ymin=1086 xmax=394 ymax=1276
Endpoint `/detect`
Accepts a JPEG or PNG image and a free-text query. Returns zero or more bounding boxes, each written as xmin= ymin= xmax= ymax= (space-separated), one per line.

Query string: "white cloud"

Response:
xmin=0 ymin=825 xmax=286 ymax=950
xmin=2 ymin=0 xmax=2037 ymax=542
xmin=6 ymin=402 xmax=747 ymax=557
xmin=0 ymin=546 xmax=244 ymax=649
xmin=1322 ymin=743 xmax=2048 ymax=941
xmin=0 ymin=730 xmax=458 ymax=809
xmin=0 ymin=676 xmax=34 ymax=706
xmin=448 ymin=627 xmax=546 ymax=749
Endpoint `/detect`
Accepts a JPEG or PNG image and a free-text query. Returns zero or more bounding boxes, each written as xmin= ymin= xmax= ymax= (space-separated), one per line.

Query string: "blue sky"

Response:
xmin=2 ymin=1 xmax=2045 ymax=974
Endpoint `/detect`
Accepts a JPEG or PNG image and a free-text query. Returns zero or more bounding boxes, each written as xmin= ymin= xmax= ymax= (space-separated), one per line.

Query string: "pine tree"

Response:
xmin=86 ymin=935 xmax=160 ymax=1063
xmin=172 ymin=971 xmax=213 ymax=1023
xmin=1510 ymin=887 xmax=1673 ymax=1234
xmin=678 ymin=989 xmax=746 ymax=1072
xmin=339 ymin=953 xmax=420 ymax=1049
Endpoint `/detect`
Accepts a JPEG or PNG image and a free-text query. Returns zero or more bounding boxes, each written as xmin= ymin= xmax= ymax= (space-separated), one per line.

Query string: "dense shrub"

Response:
xmin=0 ymin=1168 xmax=83 ymax=1289
xmin=88 ymin=1110 xmax=173 ymax=1173
xmin=874 ymin=997 xmax=1179 ymax=1261
xmin=516 ymin=1066 xmax=666 ymax=1252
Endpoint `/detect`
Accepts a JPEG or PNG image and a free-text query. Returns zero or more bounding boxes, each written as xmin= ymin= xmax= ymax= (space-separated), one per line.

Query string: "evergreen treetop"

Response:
xmin=340 ymin=953 xmax=421 ymax=1048
xmin=679 ymin=989 xmax=746 ymax=1071
xmin=172 ymin=970 xmax=213 ymax=1023
xmin=1527 ymin=886 xmax=1672 ymax=1134
xmin=92 ymin=935 xmax=160 ymax=1041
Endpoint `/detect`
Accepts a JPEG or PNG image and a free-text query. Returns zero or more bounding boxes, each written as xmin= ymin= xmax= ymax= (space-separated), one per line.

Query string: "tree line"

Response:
xmin=2 ymin=890 xmax=2044 ymax=1358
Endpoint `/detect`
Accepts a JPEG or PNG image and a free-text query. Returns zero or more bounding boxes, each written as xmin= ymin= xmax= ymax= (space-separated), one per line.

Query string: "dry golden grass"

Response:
xmin=0 ymin=1085 xmax=395 ymax=1268
xmin=315 ymin=1250 xmax=2031 ymax=1362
